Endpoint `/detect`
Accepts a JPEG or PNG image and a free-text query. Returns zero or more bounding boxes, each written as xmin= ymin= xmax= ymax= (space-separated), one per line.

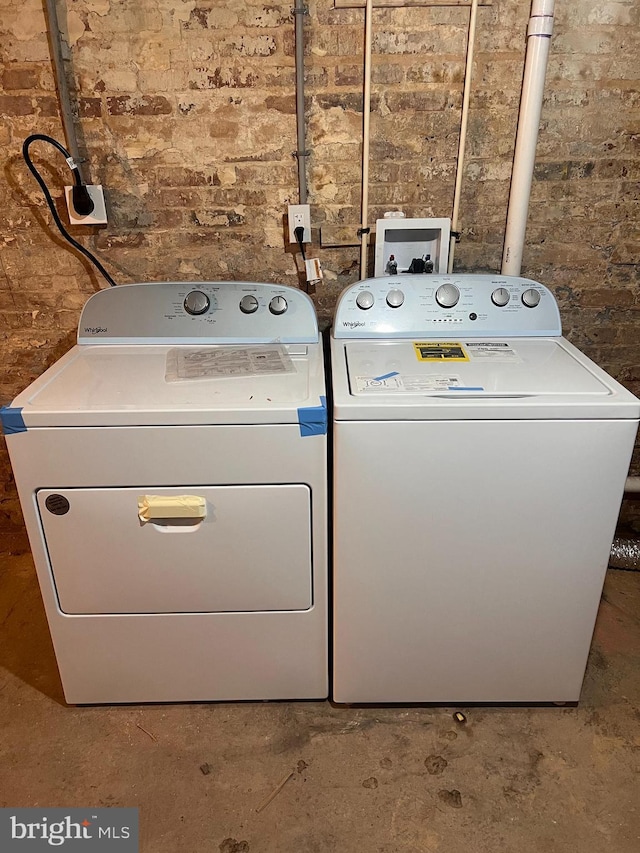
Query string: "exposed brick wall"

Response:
xmin=1 ymin=0 xmax=639 ymax=546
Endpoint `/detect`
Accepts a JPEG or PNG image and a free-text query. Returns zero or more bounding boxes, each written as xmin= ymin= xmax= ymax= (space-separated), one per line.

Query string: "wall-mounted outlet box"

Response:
xmin=64 ymin=185 xmax=108 ymax=225
xmin=287 ymin=204 xmax=311 ymax=244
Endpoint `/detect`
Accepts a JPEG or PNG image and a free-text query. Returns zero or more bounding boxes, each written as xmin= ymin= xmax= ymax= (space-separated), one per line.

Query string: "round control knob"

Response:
xmin=386 ymin=289 xmax=405 ymax=308
xmin=239 ymin=295 xmax=259 ymax=314
xmin=522 ymin=288 xmax=541 ymax=308
xmin=435 ymin=283 xmax=460 ymax=308
xmin=491 ymin=287 xmax=510 ymax=307
xmin=269 ymin=295 xmax=288 ymax=315
xmin=356 ymin=291 xmax=374 ymax=310
xmin=184 ymin=290 xmax=210 ymax=315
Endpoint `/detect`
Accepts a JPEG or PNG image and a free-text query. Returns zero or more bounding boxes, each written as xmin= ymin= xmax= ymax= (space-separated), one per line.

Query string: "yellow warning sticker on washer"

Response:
xmin=414 ymin=342 xmax=469 ymax=361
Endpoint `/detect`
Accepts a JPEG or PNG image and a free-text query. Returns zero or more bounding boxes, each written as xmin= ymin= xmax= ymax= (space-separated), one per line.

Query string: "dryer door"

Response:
xmin=37 ymin=485 xmax=312 ymax=614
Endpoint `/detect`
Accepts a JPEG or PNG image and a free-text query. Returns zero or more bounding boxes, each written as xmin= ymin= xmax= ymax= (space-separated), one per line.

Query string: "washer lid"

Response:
xmin=9 ymin=343 xmax=326 ymax=428
xmin=334 ymin=337 xmax=640 ymax=420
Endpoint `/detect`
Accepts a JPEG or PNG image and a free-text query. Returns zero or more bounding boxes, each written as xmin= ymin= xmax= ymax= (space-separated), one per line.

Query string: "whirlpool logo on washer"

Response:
xmin=0 ymin=808 xmax=138 ymax=850
xmin=342 ymin=320 xmax=366 ymax=329
xmin=83 ymin=326 xmax=108 ymax=334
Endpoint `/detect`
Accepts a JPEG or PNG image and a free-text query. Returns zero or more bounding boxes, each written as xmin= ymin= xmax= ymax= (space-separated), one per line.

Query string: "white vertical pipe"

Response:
xmin=359 ymin=0 xmax=374 ymax=280
xmin=448 ymin=0 xmax=479 ymax=274
xmin=501 ymin=0 xmax=555 ymax=275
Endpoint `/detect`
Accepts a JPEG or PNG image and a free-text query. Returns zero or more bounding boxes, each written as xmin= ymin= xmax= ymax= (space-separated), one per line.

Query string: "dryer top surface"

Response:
xmin=10 ymin=342 xmax=325 ymax=428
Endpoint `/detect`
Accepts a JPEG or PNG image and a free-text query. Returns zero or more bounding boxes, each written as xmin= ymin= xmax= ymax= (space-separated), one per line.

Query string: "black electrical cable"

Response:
xmin=294 ymin=225 xmax=307 ymax=262
xmin=22 ymin=134 xmax=117 ymax=287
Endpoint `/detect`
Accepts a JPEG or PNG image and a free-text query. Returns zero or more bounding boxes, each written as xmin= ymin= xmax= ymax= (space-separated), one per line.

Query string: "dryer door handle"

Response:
xmin=138 ymin=494 xmax=207 ymax=523
xmin=149 ymin=519 xmax=204 ymax=534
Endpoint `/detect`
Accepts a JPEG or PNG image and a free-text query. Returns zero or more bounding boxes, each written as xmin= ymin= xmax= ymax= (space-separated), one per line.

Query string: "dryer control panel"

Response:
xmin=333 ymin=275 xmax=562 ymax=339
xmin=78 ymin=281 xmax=319 ymax=344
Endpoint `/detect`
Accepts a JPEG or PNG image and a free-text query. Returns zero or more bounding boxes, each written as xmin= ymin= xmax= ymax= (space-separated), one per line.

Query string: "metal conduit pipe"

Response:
xmin=293 ymin=0 xmax=308 ymax=204
xmin=43 ymin=0 xmax=82 ymax=166
xmin=501 ymin=0 xmax=555 ymax=275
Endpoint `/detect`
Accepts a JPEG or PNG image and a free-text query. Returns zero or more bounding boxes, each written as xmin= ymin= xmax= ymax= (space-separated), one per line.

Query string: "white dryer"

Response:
xmin=2 ymin=281 xmax=328 ymax=704
xmin=331 ymin=274 xmax=639 ymax=704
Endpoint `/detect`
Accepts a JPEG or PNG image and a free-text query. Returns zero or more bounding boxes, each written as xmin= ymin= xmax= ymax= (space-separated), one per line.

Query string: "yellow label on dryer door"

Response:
xmin=414 ymin=342 xmax=469 ymax=361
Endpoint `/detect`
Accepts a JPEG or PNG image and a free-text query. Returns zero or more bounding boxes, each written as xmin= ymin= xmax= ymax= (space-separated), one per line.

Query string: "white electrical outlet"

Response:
xmin=288 ymin=203 xmax=311 ymax=244
xmin=64 ymin=185 xmax=108 ymax=225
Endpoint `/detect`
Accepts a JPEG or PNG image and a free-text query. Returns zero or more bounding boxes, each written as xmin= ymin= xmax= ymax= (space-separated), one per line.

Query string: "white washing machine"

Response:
xmin=331 ymin=274 xmax=639 ymax=704
xmin=1 ymin=281 xmax=328 ymax=704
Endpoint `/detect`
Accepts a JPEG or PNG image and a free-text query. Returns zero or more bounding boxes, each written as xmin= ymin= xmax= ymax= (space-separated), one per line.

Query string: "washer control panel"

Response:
xmin=78 ymin=281 xmax=318 ymax=344
xmin=333 ymin=274 xmax=562 ymax=338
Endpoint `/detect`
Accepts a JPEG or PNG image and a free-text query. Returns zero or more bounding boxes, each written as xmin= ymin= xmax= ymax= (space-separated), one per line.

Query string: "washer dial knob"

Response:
xmin=269 ymin=295 xmax=288 ymax=315
xmin=491 ymin=287 xmax=510 ymax=307
xmin=386 ymin=289 xmax=405 ymax=308
xmin=356 ymin=291 xmax=375 ymax=310
xmin=522 ymin=288 xmax=541 ymax=308
xmin=184 ymin=290 xmax=210 ymax=315
xmin=239 ymin=295 xmax=259 ymax=314
xmin=435 ymin=283 xmax=460 ymax=308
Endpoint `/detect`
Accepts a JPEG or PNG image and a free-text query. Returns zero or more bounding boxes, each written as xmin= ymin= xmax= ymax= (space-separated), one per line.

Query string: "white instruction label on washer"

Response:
xmin=465 ymin=342 xmax=522 ymax=362
xmin=355 ymin=375 xmax=404 ymax=392
xmin=354 ymin=374 xmax=464 ymax=392
xmin=166 ymin=346 xmax=294 ymax=381
xmin=403 ymin=374 xmax=462 ymax=391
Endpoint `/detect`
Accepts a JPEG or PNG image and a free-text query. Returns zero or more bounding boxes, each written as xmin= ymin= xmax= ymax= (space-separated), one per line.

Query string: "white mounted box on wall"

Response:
xmin=64 ymin=185 xmax=108 ymax=225
xmin=374 ymin=216 xmax=451 ymax=276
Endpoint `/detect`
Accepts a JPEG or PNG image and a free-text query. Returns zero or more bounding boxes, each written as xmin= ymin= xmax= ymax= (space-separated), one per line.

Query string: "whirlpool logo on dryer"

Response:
xmin=83 ymin=326 xmax=108 ymax=334
xmin=342 ymin=320 xmax=366 ymax=329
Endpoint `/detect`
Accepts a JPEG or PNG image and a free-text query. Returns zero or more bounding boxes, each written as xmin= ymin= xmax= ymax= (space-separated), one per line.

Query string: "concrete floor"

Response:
xmin=0 ymin=553 xmax=638 ymax=853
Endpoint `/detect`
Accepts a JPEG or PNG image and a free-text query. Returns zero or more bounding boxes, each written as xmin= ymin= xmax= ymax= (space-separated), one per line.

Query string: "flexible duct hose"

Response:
xmin=609 ymin=537 xmax=640 ymax=571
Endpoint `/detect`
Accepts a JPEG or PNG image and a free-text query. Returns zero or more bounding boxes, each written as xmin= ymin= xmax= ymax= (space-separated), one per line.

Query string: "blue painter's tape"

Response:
xmin=373 ymin=371 xmax=399 ymax=382
xmin=297 ymin=395 xmax=327 ymax=437
xmin=0 ymin=406 xmax=26 ymax=434
xmin=448 ymin=386 xmax=484 ymax=391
